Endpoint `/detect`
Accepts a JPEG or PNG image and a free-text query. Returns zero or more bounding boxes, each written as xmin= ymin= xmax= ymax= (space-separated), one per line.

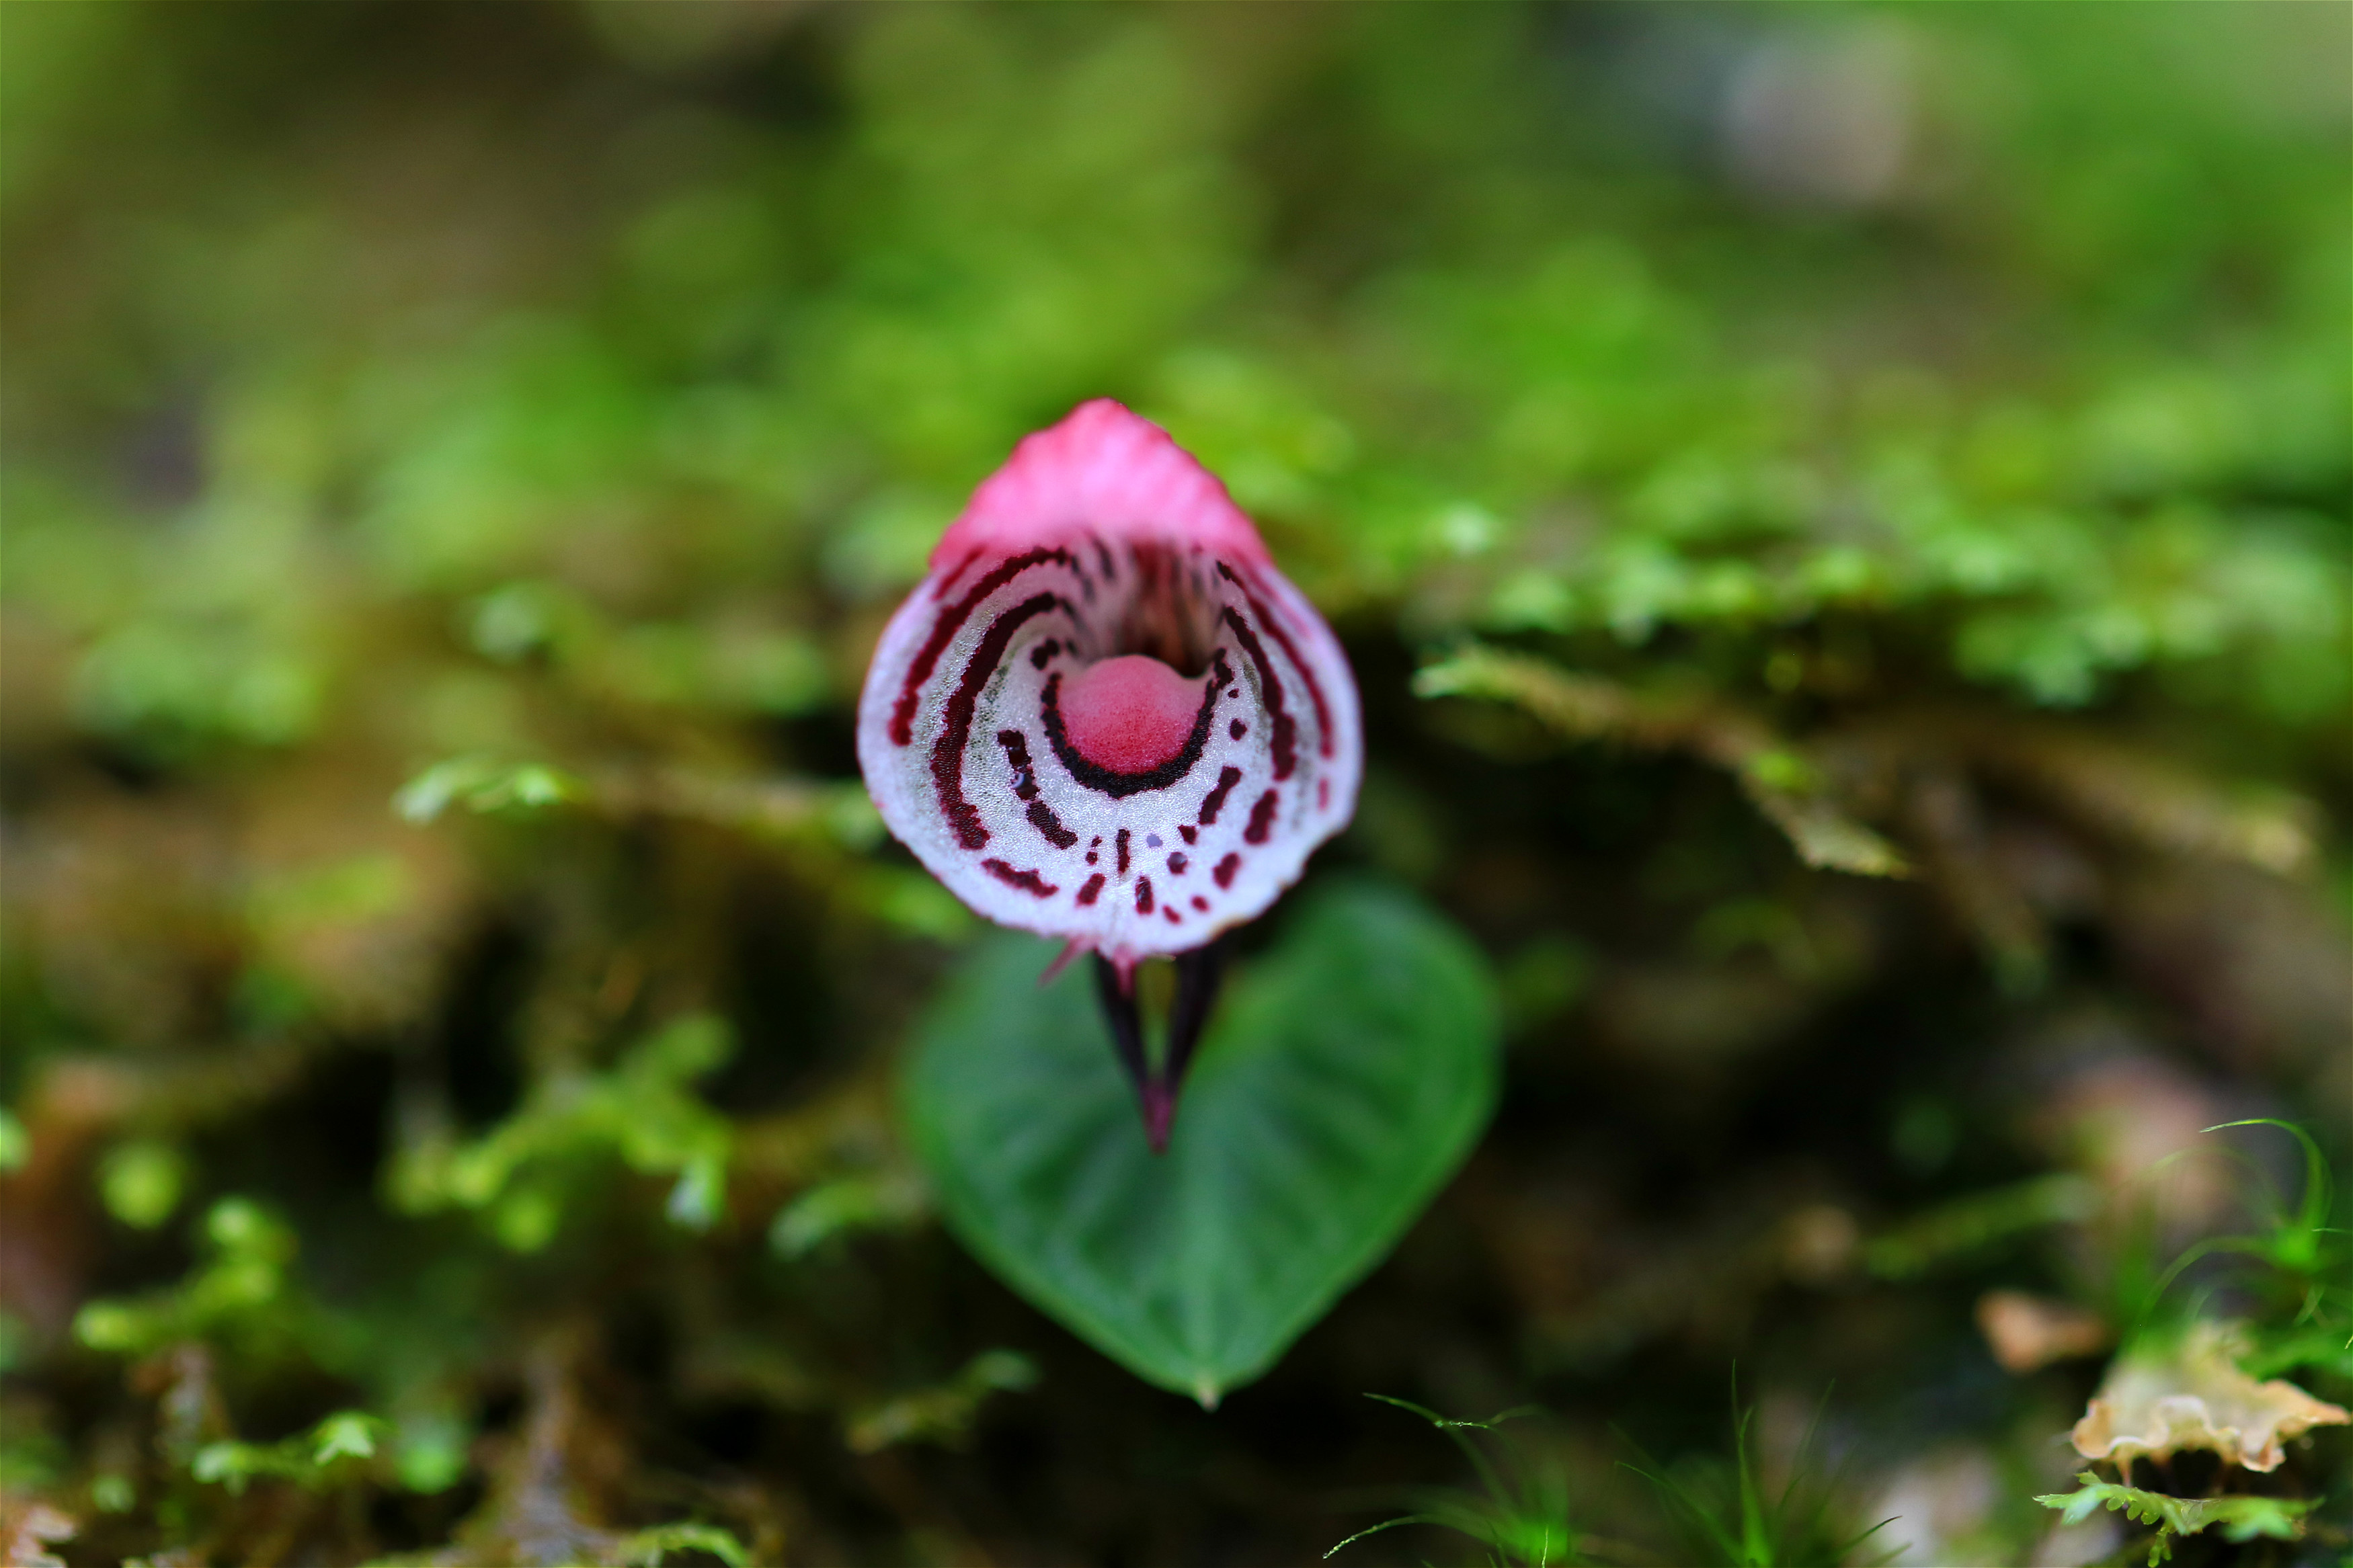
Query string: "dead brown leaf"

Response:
xmin=2072 ymin=1321 xmax=2350 ymax=1473
xmin=1977 ymin=1289 xmax=2109 ymax=1374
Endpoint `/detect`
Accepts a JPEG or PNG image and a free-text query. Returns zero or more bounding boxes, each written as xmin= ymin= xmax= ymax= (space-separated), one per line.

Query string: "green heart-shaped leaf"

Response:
xmin=903 ymin=880 xmax=1499 ymax=1405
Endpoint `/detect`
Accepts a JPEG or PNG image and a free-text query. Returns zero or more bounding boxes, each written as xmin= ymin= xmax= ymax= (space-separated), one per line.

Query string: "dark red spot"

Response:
xmin=931 ymin=593 xmax=1064 ymax=849
xmin=1163 ymin=906 xmax=1181 ymax=924
xmin=1230 ymin=718 xmax=1246 ymax=741
xmin=1191 ymin=896 xmax=1209 ymax=912
xmin=1219 ymin=605 xmax=1296 ymax=780
xmin=1213 ymin=853 xmax=1240 ymax=888
xmin=981 ymin=859 xmax=1058 ymax=897
xmin=1166 ymin=853 xmax=1188 ymax=875
xmin=1178 ymin=825 xmax=1197 ymax=845
xmin=893 ymin=548 xmax=1072 ymax=746
xmin=1115 ymin=829 xmax=1129 ymax=874
xmin=1029 ymin=638 xmax=1061 ymax=670
xmin=1134 ymin=877 xmax=1154 ymax=915
xmin=1076 ymin=873 xmax=1105 ymax=905
xmin=1318 ymin=778 xmax=1330 ymax=809
xmin=1244 ymin=789 xmax=1279 ymax=845
xmin=1085 ymin=852 xmax=1098 ymax=865
xmin=1026 ymin=800 xmax=1076 ymax=848
xmin=1197 ymin=766 xmax=1242 ymax=825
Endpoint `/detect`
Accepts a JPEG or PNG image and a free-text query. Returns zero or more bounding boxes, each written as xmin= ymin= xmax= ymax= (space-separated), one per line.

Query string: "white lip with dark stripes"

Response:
xmin=856 ymin=401 xmax=1361 ymax=968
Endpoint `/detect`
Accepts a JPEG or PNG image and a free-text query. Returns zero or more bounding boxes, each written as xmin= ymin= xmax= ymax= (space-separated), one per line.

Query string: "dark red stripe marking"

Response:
xmin=932 ymin=548 xmax=982 ymax=600
xmin=981 ymin=859 xmax=1058 ymax=897
xmin=1076 ymin=873 xmax=1105 ymax=905
xmin=1213 ymin=853 xmax=1240 ymax=889
xmin=930 ymin=593 xmax=1063 ymax=849
xmin=1244 ymin=604 xmax=1332 ymax=761
xmin=996 ymin=730 xmax=1038 ymax=798
xmin=1197 ymin=766 xmax=1242 ymax=825
xmin=892 ymin=547 xmax=1071 ymax=745
xmin=1115 ymin=829 xmax=1129 ymax=874
xmin=996 ymin=734 xmax=1072 ymax=846
xmin=1134 ymin=877 xmax=1154 ymax=915
xmin=1220 ymin=562 xmax=1334 ymax=761
xmin=1220 ymin=605 xmax=1296 ymax=781
xmin=1026 ymin=800 xmax=1076 ymax=848
xmin=1243 ymin=789 xmax=1279 ymax=845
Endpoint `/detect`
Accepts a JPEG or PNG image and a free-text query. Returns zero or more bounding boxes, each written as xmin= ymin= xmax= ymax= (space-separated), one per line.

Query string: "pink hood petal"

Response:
xmin=934 ymin=399 xmax=1271 ymax=573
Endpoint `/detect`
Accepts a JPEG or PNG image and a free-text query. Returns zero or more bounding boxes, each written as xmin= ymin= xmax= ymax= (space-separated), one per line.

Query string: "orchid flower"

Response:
xmin=857 ymin=400 xmax=1361 ymax=1147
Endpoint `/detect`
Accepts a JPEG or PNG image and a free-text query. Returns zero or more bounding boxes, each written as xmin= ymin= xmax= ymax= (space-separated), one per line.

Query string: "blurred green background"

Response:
xmin=1 ymin=3 xmax=2346 ymax=1564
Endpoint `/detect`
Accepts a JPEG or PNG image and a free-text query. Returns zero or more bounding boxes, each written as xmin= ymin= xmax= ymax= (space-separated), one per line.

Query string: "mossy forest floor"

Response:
xmin=2 ymin=4 xmax=2348 ymax=1564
